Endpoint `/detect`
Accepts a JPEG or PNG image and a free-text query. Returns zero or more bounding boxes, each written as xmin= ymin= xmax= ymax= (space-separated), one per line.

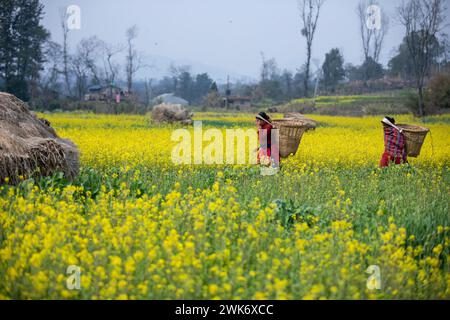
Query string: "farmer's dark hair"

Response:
xmin=385 ymin=116 xmax=396 ymax=124
xmin=256 ymin=112 xmax=271 ymax=123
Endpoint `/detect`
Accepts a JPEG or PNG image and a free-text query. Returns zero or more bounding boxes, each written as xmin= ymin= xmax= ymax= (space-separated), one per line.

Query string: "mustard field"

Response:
xmin=0 ymin=113 xmax=449 ymax=299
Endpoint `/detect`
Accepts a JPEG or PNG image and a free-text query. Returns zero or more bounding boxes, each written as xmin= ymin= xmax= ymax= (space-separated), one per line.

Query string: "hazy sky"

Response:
xmin=40 ymin=0 xmax=444 ymax=82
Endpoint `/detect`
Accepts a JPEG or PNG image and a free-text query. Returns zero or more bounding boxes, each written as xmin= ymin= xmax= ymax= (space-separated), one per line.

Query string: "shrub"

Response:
xmin=427 ymin=73 xmax=450 ymax=110
xmin=402 ymin=91 xmax=423 ymax=116
xmin=202 ymin=91 xmax=222 ymax=110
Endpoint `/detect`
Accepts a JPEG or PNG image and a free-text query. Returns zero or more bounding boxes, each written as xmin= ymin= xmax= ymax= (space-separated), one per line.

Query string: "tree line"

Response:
xmin=0 ymin=0 xmax=448 ymax=116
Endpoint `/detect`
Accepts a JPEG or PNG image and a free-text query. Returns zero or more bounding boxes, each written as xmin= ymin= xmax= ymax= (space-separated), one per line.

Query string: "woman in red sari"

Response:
xmin=379 ymin=117 xmax=408 ymax=167
xmin=255 ymin=112 xmax=279 ymax=167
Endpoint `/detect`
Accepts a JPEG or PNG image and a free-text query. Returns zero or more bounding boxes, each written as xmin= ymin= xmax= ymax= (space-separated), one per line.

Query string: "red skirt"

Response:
xmin=257 ymin=148 xmax=271 ymax=164
xmin=379 ymin=152 xmax=407 ymax=167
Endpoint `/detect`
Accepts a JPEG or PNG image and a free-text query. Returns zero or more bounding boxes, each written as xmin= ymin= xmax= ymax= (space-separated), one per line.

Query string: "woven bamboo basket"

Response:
xmin=397 ymin=124 xmax=430 ymax=157
xmin=272 ymin=119 xmax=309 ymax=158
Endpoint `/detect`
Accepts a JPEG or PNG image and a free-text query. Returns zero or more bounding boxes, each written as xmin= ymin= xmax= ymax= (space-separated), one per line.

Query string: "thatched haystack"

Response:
xmin=152 ymin=103 xmax=193 ymax=125
xmin=0 ymin=92 xmax=79 ymax=184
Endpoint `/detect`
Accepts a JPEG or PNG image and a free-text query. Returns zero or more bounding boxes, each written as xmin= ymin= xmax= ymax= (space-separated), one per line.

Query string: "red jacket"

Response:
xmin=380 ymin=126 xmax=407 ymax=167
xmin=383 ymin=126 xmax=407 ymax=160
xmin=257 ymin=122 xmax=280 ymax=165
xmin=258 ymin=122 xmax=273 ymax=153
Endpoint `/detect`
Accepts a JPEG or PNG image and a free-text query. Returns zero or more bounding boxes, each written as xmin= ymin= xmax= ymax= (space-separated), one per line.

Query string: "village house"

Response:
xmin=224 ymin=96 xmax=252 ymax=110
xmin=84 ymin=85 xmax=128 ymax=102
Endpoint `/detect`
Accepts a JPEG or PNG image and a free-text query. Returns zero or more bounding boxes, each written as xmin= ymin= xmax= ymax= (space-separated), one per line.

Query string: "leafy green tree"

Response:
xmin=388 ymin=42 xmax=415 ymax=79
xmin=360 ymin=57 xmax=384 ymax=81
xmin=346 ymin=58 xmax=384 ymax=82
xmin=322 ymin=48 xmax=345 ymax=92
xmin=397 ymin=0 xmax=446 ymax=116
xmin=388 ymin=32 xmax=442 ymax=79
xmin=210 ymin=81 xmax=218 ymax=92
xmin=293 ymin=72 xmax=306 ymax=97
xmin=193 ymin=73 xmax=213 ymax=103
xmin=260 ymin=80 xmax=283 ymax=101
xmin=0 ymin=0 xmax=49 ymax=101
xmin=202 ymin=85 xmax=222 ymax=110
xmin=280 ymin=70 xmax=294 ymax=99
xmin=177 ymin=71 xmax=194 ymax=102
xmin=258 ymin=55 xmax=283 ymax=101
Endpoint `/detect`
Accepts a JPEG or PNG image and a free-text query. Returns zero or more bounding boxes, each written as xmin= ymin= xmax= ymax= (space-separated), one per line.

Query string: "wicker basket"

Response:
xmin=397 ymin=124 xmax=430 ymax=157
xmin=272 ymin=119 xmax=309 ymax=158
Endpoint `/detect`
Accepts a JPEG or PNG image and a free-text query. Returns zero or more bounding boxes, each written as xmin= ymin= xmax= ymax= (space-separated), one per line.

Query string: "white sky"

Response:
xmin=40 ymin=0 xmax=449 ymax=81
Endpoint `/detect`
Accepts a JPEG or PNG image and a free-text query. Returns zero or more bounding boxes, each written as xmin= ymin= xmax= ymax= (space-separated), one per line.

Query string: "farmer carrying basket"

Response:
xmin=379 ymin=117 xmax=408 ymax=167
xmin=379 ymin=116 xmax=430 ymax=167
xmin=255 ymin=112 xmax=279 ymax=171
xmin=255 ymin=112 xmax=316 ymax=174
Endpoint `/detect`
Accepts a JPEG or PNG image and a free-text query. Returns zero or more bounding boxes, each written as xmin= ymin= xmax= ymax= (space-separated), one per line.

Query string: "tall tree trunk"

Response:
xmin=126 ymin=43 xmax=132 ymax=93
xmin=417 ymin=84 xmax=425 ymax=117
xmin=304 ymin=46 xmax=311 ymax=97
xmin=63 ymin=42 xmax=70 ymax=96
xmin=61 ymin=13 xmax=72 ymax=97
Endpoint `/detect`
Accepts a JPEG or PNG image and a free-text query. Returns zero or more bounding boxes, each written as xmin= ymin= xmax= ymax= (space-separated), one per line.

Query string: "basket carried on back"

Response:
xmin=397 ymin=124 xmax=430 ymax=157
xmin=272 ymin=119 xmax=313 ymax=158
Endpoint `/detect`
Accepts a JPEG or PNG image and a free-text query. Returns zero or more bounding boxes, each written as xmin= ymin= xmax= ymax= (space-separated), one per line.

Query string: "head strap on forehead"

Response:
xmin=256 ymin=113 xmax=271 ymax=125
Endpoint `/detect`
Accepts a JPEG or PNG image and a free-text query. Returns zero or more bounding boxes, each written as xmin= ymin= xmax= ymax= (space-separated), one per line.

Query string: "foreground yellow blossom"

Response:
xmin=0 ymin=113 xmax=448 ymax=299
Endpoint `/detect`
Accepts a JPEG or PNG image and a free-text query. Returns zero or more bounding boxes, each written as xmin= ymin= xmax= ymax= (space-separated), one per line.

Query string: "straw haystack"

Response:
xmin=152 ymin=103 xmax=193 ymax=125
xmin=0 ymin=92 xmax=79 ymax=184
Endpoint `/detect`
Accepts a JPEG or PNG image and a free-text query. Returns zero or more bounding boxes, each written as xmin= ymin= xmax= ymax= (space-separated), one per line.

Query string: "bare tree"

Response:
xmin=357 ymin=0 xmax=389 ymax=63
xmin=71 ymin=38 xmax=101 ymax=99
xmin=298 ymin=0 xmax=325 ymax=97
xmin=440 ymin=34 xmax=450 ymax=63
xmin=60 ymin=8 xmax=72 ymax=97
xmin=37 ymin=40 xmax=64 ymax=105
xmin=125 ymin=25 xmax=144 ymax=94
xmin=260 ymin=52 xmax=269 ymax=82
xmin=78 ymin=37 xmax=102 ymax=85
xmin=169 ymin=64 xmax=191 ymax=94
xmin=71 ymin=52 xmax=88 ymax=100
xmin=101 ymin=42 xmax=123 ymax=113
xmin=41 ymin=40 xmax=63 ymax=93
xmin=101 ymin=43 xmax=122 ymax=87
xmin=143 ymin=78 xmax=153 ymax=107
xmin=397 ymin=0 xmax=446 ymax=116
xmin=260 ymin=52 xmax=279 ymax=82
